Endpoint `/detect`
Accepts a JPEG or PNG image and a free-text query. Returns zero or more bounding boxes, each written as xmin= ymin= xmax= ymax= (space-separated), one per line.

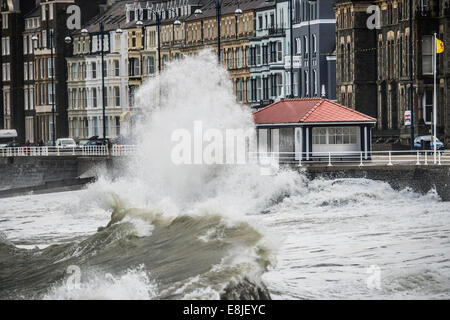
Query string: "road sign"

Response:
xmin=404 ymin=110 xmax=411 ymax=126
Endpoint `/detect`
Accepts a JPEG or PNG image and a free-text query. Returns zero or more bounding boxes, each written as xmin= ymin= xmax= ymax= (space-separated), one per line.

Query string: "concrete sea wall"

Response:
xmin=301 ymin=165 xmax=450 ymax=201
xmin=0 ymin=156 xmax=449 ymax=201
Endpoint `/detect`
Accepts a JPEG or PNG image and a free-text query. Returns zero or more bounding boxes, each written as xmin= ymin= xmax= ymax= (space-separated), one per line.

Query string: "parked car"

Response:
xmin=414 ymin=135 xmax=445 ymax=150
xmin=4 ymin=141 xmax=21 ymax=148
xmin=55 ymin=138 xmax=77 ymax=149
xmin=0 ymin=129 xmax=18 ymax=148
xmin=78 ymin=139 xmax=90 ymax=147
xmin=86 ymin=136 xmax=110 ymax=146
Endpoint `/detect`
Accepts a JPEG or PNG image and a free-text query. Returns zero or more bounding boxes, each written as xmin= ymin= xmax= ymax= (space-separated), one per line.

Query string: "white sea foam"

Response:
xmin=43 ymin=265 xmax=157 ymax=300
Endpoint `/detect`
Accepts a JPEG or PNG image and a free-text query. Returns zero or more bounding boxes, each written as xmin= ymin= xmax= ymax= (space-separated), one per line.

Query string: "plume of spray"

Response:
xmin=90 ymin=50 xmax=305 ymax=221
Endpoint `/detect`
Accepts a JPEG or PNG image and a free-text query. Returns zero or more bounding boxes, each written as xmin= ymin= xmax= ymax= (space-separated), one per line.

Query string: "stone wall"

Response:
xmin=302 ymin=165 xmax=450 ymax=201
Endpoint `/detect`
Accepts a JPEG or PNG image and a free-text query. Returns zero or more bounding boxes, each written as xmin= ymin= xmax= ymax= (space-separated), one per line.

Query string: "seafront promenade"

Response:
xmin=1 ymin=147 xmax=449 ymax=200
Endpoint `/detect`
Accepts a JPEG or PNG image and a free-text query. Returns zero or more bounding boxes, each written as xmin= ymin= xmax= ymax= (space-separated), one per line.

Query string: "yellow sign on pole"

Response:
xmin=436 ymin=38 xmax=444 ymax=54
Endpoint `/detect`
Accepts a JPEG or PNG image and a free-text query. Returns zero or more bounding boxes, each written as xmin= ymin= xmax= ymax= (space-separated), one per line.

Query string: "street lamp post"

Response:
xmin=142 ymin=7 xmax=181 ymax=74
xmin=32 ymin=30 xmax=56 ymax=146
xmin=409 ymin=0 xmax=415 ymax=149
xmin=195 ymin=1 xmax=243 ymax=63
xmin=81 ymin=22 xmax=123 ymax=141
xmin=50 ymin=30 xmax=56 ymax=146
xmin=81 ymin=24 xmax=107 ymax=140
xmin=307 ymin=0 xmax=317 ymax=97
xmin=289 ymin=0 xmax=294 ymax=98
xmin=0 ymin=14 xmax=3 ymax=130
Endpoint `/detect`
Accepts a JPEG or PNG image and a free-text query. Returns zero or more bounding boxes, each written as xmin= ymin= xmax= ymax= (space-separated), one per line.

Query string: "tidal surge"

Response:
xmin=0 ymin=51 xmax=283 ymax=300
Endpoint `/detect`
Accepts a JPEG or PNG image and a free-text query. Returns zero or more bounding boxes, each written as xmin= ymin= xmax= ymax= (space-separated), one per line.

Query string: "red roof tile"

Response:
xmin=253 ymin=98 xmax=376 ymax=124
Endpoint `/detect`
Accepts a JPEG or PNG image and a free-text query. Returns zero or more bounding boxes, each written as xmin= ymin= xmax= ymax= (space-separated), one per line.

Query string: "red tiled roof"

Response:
xmin=253 ymin=98 xmax=376 ymax=124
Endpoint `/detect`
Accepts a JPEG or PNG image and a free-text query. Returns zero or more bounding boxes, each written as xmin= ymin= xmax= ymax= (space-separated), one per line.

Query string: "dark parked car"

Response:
xmin=5 ymin=141 xmax=21 ymax=148
xmin=86 ymin=136 xmax=110 ymax=146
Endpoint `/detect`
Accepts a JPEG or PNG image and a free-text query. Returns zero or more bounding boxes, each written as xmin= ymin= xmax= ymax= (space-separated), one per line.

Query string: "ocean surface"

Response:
xmin=0 ymin=174 xmax=449 ymax=300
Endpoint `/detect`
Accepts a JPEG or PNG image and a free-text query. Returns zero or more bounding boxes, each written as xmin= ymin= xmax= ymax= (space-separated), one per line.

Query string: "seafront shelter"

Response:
xmin=253 ymin=98 xmax=377 ymax=162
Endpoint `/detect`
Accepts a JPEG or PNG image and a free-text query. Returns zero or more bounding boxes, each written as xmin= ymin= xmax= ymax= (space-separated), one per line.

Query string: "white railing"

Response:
xmin=0 ymin=145 xmax=137 ymax=157
xmin=1 ymin=147 xmax=449 ymax=167
xmin=249 ymin=150 xmax=450 ymax=167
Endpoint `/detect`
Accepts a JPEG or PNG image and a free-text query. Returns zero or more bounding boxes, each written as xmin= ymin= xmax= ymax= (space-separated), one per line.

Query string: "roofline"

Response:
xmin=255 ymin=121 xmax=377 ymax=126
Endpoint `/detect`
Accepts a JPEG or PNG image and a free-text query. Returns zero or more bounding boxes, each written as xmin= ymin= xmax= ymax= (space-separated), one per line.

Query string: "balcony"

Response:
xmin=284 ymin=55 xmax=302 ymax=69
xmin=267 ymin=28 xmax=285 ymax=36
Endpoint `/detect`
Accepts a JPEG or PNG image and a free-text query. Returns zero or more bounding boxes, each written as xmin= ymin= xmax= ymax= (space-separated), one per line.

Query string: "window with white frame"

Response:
xmin=277 ymin=41 xmax=282 ymax=61
xmin=304 ymin=36 xmax=308 ymax=54
xmin=313 ymin=127 xmax=357 ymax=145
xmin=312 ymin=34 xmax=317 ymax=53
xmin=296 ymin=38 xmax=301 ymax=54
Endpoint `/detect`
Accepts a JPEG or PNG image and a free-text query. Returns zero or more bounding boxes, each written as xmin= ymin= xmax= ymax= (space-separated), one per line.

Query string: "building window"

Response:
xmin=236 ymin=79 xmax=243 ymax=102
xmin=148 ymin=57 xmax=155 ymax=74
xmin=114 ymin=60 xmax=120 ymax=76
xmin=327 ymin=127 xmax=357 ymax=144
xmin=114 ymin=87 xmax=120 ymax=107
xmin=262 ymin=45 xmax=268 ymax=65
xmin=312 ymin=69 xmax=317 ymax=96
xmin=92 ymin=62 xmax=97 ymax=79
xmin=256 ymin=45 xmax=261 ymax=65
xmin=256 ymin=76 xmax=262 ymax=101
xmin=48 ymin=83 xmax=54 ymax=105
xmin=24 ymin=63 xmax=28 ymax=80
xmin=115 ymin=117 xmax=120 ymax=136
xmin=24 ymin=90 xmax=29 ymax=110
xmin=304 ymin=36 xmax=308 ymax=54
xmin=296 ymin=38 xmax=302 ymax=55
xmin=73 ymin=63 xmax=78 ymax=80
xmin=236 ymin=48 xmax=242 ymax=68
xmin=277 ymin=41 xmax=283 ymax=62
xmin=48 ymin=58 xmax=54 ymax=78
xmin=312 ymin=34 xmax=317 ymax=53
xmin=312 ymin=128 xmax=327 ymax=144
xmin=92 ymin=88 xmax=97 ymax=108
xmin=228 ymin=49 xmax=233 ymax=69
xmin=423 ymin=88 xmax=433 ymax=124
xmin=422 ymin=35 xmax=433 ymax=75
xmin=93 ymin=117 xmax=98 ymax=136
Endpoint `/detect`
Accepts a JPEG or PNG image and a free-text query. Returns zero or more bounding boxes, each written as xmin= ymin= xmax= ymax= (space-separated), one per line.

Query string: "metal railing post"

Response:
xmin=416 ymin=150 xmax=420 ymax=165
xmin=388 ymin=151 xmax=393 ymax=166
xmin=359 ymin=151 xmax=364 ymax=167
xmin=328 ymin=152 xmax=332 ymax=167
xmin=424 ymin=151 xmax=428 ymax=165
